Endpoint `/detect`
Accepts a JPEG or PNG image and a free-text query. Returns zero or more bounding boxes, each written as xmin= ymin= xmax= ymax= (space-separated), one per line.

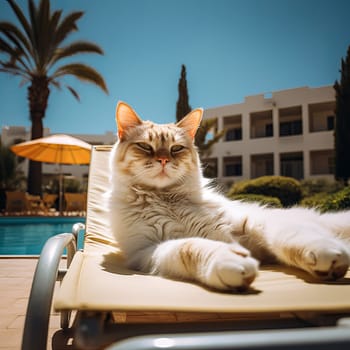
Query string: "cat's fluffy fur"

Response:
xmin=108 ymin=101 xmax=350 ymax=291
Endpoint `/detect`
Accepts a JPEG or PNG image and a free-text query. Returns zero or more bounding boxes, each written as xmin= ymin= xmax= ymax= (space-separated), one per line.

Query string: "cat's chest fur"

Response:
xmin=118 ymin=186 xmax=232 ymax=243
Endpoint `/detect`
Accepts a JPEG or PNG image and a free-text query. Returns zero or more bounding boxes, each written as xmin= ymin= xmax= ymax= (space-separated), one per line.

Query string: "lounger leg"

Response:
xmin=60 ymin=223 xmax=85 ymax=330
xmin=75 ymin=312 xmax=118 ymax=350
xmin=21 ymin=233 xmax=76 ymax=350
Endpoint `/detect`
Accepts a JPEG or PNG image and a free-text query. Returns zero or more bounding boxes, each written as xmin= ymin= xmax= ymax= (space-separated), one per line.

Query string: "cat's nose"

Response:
xmin=157 ymin=157 xmax=169 ymax=166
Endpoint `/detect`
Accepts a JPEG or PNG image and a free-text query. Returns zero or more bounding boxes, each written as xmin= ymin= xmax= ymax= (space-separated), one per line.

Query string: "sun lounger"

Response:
xmin=42 ymin=193 xmax=58 ymax=212
xmin=22 ymin=145 xmax=350 ymax=350
xmin=5 ymin=191 xmax=42 ymax=214
xmin=64 ymin=192 xmax=87 ymax=215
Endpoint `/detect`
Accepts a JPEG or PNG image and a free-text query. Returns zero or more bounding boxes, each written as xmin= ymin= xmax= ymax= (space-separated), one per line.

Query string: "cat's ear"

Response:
xmin=116 ymin=101 xmax=143 ymax=140
xmin=176 ymin=108 xmax=203 ymax=140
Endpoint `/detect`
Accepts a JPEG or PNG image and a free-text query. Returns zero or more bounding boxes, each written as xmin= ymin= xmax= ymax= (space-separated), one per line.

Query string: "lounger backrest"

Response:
xmin=42 ymin=194 xmax=57 ymax=209
xmin=84 ymin=145 xmax=118 ymax=253
xmin=64 ymin=193 xmax=86 ymax=212
xmin=5 ymin=191 xmax=30 ymax=212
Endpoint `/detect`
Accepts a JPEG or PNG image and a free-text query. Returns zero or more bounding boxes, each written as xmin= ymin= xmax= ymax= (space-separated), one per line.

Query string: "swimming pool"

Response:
xmin=0 ymin=217 xmax=85 ymax=255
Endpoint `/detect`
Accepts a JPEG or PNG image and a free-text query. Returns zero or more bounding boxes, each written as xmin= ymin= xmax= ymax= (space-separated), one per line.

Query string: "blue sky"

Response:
xmin=1 ymin=0 xmax=350 ymax=135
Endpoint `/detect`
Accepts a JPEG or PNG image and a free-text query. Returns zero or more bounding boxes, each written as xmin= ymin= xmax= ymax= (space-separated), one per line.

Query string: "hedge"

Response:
xmin=301 ymin=186 xmax=350 ymax=212
xmin=300 ymin=178 xmax=343 ymax=198
xmin=227 ymin=176 xmax=302 ymax=207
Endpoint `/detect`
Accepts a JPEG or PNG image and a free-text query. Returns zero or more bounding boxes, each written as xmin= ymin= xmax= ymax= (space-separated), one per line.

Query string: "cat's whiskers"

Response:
xmin=132 ymin=167 xmax=153 ymax=182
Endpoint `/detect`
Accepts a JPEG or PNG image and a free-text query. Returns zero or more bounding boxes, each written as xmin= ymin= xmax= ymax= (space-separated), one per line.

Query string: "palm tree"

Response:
xmin=0 ymin=0 xmax=108 ymax=195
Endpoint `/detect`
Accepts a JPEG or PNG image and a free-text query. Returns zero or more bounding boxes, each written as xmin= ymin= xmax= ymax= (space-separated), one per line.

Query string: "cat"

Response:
xmin=107 ymin=101 xmax=350 ymax=291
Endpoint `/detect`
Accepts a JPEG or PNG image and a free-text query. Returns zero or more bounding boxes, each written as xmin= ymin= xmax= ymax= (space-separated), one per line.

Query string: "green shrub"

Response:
xmin=228 ymin=193 xmax=282 ymax=208
xmin=300 ymin=192 xmax=329 ymax=210
xmin=301 ymin=187 xmax=350 ymax=212
xmin=300 ymin=178 xmax=344 ymax=198
xmin=228 ymin=176 xmax=302 ymax=207
xmin=320 ymin=186 xmax=350 ymax=212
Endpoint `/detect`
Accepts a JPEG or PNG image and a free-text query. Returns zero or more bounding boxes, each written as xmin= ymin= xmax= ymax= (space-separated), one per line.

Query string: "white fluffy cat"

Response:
xmin=108 ymin=101 xmax=350 ymax=291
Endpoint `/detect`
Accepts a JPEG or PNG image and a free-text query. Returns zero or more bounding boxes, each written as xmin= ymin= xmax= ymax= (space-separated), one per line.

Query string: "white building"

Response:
xmin=202 ymin=85 xmax=335 ymax=187
xmin=2 ymin=85 xmax=336 ymax=189
xmin=1 ymin=126 xmax=116 ymax=185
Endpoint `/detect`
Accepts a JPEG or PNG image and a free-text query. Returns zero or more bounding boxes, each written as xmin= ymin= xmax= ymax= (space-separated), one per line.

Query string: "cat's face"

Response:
xmin=113 ymin=102 xmax=203 ymax=189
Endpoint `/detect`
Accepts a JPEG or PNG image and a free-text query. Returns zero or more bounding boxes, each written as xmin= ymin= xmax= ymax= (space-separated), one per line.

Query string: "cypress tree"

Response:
xmin=176 ymin=64 xmax=192 ymax=122
xmin=174 ymin=64 xmax=225 ymax=167
xmin=334 ymin=46 xmax=350 ymax=185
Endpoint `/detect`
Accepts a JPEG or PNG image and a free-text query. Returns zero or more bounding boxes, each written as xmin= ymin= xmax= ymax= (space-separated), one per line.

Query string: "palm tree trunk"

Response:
xmin=27 ymin=77 xmax=49 ymax=195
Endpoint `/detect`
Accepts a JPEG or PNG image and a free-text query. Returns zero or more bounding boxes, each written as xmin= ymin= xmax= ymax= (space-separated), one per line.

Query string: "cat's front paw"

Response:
xmin=205 ymin=246 xmax=259 ymax=291
xmin=304 ymin=241 xmax=350 ymax=280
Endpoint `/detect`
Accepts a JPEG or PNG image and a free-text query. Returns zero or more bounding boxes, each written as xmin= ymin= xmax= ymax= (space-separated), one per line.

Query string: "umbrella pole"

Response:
xmin=59 ymin=165 xmax=63 ymax=215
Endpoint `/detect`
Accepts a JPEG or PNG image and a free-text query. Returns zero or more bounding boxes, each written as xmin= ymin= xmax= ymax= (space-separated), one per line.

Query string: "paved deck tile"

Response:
xmin=0 ymin=258 xmax=61 ymax=350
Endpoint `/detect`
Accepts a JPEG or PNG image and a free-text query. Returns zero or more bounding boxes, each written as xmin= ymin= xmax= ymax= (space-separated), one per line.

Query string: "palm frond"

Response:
xmin=19 ymin=77 xmax=30 ymax=86
xmin=6 ymin=0 xmax=32 ymax=43
xmin=50 ymin=79 xmax=61 ymax=89
xmin=0 ymin=22 xmax=33 ymax=71
xmin=195 ymin=118 xmax=225 ymax=156
xmin=50 ymin=41 xmax=104 ymax=66
xmin=27 ymin=0 xmax=40 ymax=68
xmin=38 ymin=0 xmax=50 ymax=25
xmin=0 ymin=21 xmax=32 ymax=58
xmin=3 ymin=1 xmax=108 ymax=95
xmin=0 ymin=37 xmax=29 ymax=73
xmin=66 ymin=85 xmax=80 ymax=101
xmin=50 ymin=10 xmax=62 ymax=32
xmin=0 ymin=60 xmax=31 ymax=80
xmin=0 ymin=36 xmax=18 ymax=55
xmin=54 ymin=11 xmax=84 ymax=47
xmin=51 ymin=78 xmax=80 ymax=100
xmin=36 ymin=0 xmax=51 ymax=70
xmin=27 ymin=0 xmax=51 ymax=72
xmin=47 ymin=9 xmax=62 ymax=55
xmin=51 ymin=63 xmax=108 ymax=93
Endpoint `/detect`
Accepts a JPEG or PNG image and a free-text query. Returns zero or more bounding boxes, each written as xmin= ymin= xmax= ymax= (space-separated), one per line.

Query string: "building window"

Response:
xmin=279 ymin=106 xmax=302 ymax=137
xmin=251 ymin=153 xmax=274 ymax=178
xmin=310 ymin=150 xmax=334 ymax=175
xmin=280 ymin=120 xmax=302 ymax=136
xmin=327 ymin=116 xmax=335 ymax=130
xmin=223 ymin=156 xmax=242 ymax=177
xmin=223 ymin=115 xmax=242 ymax=142
xmin=308 ymin=101 xmax=336 ymax=132
xmin=225 ymin=163 xmax=242 ymax=176
xmin=265 ymin=124 xmax=273 ymax=137
xmin=250 ymin=110 xmax=273 ymax=138
xmin=225 ymin=128 xmax=242 ymax=141
xmin=280 ymin=152 xmax=304 ymax=179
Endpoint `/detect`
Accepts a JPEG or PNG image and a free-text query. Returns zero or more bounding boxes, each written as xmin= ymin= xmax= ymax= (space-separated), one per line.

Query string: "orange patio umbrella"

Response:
xmin=11 ymin=134 xmax=91 ymax=213
xmin=11 ymin=134 xmax=91 ymax=164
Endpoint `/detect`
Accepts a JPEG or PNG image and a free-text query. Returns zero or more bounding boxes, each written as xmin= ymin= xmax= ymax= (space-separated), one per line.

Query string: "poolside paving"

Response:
xmin=0 ymin=258 xmax=62 ymax=350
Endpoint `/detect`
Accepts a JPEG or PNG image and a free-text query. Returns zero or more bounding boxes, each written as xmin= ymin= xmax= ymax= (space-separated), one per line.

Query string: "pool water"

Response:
xmin=0 ymin=217 xmax=85 ymax=255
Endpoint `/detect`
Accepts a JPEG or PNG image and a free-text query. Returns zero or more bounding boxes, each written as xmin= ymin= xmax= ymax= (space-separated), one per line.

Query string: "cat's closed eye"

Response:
xmin=135 ymin=142 xmax=153 ymax=154
xmin=171 ymin=145 xmax=186 ymax=154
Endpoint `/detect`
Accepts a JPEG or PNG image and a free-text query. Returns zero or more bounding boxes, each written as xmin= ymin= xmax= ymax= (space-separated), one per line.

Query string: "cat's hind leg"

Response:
xmin=246 ymin=207 xmax=350 ymax=280
xmin=267 ymin=224 xmax=349 ymax=280
xmin=303 ymin=240 xmax=349 ymax=279
xmin=150 ymin=237 xmax=259 ymax=291
xmin=319 ymin=210 xmax=350 ymax=243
